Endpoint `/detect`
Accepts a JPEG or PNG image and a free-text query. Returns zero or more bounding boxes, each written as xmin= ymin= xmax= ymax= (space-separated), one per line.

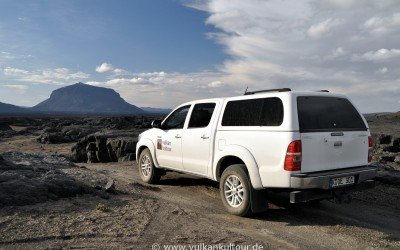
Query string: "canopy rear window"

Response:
xmin=297 ymin=96 xmax=367 ymax=132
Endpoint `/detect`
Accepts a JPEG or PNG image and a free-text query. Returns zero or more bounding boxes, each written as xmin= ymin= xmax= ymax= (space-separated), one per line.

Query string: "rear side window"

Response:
xmin=222 ymin=97 xmax=284 ymax=126
xmin=188 ymin=103 xmax=216 ymax=128
xmin=297 ymin=96 xmax=367 ymax=132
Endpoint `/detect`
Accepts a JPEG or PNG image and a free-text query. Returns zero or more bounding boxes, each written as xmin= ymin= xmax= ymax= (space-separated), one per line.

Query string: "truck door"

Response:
xmin=182 ymin=102 xmax=219 ymax=175
xmin=156 ymin=105 xmax=191 ymax=170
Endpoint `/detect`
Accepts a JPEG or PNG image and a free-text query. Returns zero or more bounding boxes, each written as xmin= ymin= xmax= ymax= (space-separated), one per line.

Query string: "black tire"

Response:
xmin=138 ymin=148 xmax=161 ymax=184
xmin=219 ymin=164 xmax=252 ymax=216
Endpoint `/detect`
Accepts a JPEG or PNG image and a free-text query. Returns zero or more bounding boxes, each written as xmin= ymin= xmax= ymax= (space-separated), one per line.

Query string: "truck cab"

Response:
xmin=136 ymin=89 xmax=376 ymax=216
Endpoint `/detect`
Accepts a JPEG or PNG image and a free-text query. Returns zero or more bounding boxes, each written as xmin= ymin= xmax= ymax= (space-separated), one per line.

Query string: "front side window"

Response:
xmin=222 ymin=97 xmax=284 ymax=126
xmin=188 ymin=103 xmax=216 ymax=128
xmin=162 ymin=105 xmax=190 ymax=130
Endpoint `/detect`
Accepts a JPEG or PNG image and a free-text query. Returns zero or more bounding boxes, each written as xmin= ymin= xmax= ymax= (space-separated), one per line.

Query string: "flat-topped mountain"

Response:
xmin=32 ymin=83 xmax=145 ymax=114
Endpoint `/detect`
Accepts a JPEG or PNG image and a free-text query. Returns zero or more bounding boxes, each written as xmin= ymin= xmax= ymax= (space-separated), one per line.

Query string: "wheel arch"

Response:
xmin=136 ymin=138 xmax=159 ymax=167
xmin=216 ymin=156 xmax=246 ymax=181
xmin=213 ymin=145 xmax=263 ymax=189
xmin=137 ymin=145 xmax=148 ymax=160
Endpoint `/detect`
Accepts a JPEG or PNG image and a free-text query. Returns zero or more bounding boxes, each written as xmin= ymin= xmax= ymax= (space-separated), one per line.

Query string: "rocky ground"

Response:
xmin=0 ymin=114 xmax=399 ymax=249
xmin=0 ymin=151 xmax=122 ymax=207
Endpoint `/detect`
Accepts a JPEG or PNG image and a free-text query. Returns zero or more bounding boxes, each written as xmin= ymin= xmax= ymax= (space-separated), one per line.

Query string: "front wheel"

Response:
xmin=220 ymin=164 xmax=252 ymax=216
xmin=138 ymin=148 xmax=161 ymax=184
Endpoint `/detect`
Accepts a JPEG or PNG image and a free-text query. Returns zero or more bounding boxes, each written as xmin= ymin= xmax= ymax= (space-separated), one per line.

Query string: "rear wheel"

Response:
xmin=220 ymin=164 xmax=252 ymax=216
xmin=138 ymin=148 xmax=161 ymax=184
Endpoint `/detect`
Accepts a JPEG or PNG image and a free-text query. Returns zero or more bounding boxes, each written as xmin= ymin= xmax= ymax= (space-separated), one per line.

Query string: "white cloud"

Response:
xmin=364 ymin=13 xmax=400 ymax=35
xmin=3 ymin=67 xmax=29 ymax=75
xmin=316 ymin=0 xmax=398 ymax=10
xmin=17 ymin=17 xmax=29 ymax=22
xmin=96 ymin=62 xmax=114 ymax=73
xmin=137 ymin=72 xmax=166 ymax=78
xmin=88 ymin=71 xmax=228 ymax=107
xmin=208 ymin=80 xmax=224 ymax=88
xmin=352 ymin=48 xmax=400 ymax=62
xmin=1 ymin=52 xmax=16 ymax=60
xmin=321 ymin=0 xmax=359 ymax=9
xmin=3 ymin=84 xmax=29 ymax=90
xmin=86 ymin=81 xmax=103 ymax=86
xmin=3 ymin=67 xmax=89 ymax=84
xmin=0 ymin=51 xmax=33 ymax=60
xmin=323 ymin=47 xmax=347 ymax=61
xmin=2 ymin=84 xmax=29 ymax=94
xmin=95 ymin=63 xmax=129 ymax=75
xmin=41 ymin=68 xmax=89 ymax=81
xmin=113 ymin=68 xmax=127 ymax=75
xmin=88 ymin=71 xmax=167 ymax=88
xmin=376 ymin=67 xmax=388 ymax=74
xmin=182 ymin=0 xmax=400 ymax=112
xmin=307 ymin=18 xmax=343 ymax=38
xmin=106 ymin=77 xmax=151 ymax=86
xmin=331 ymin=47 xmax=346 ymax=57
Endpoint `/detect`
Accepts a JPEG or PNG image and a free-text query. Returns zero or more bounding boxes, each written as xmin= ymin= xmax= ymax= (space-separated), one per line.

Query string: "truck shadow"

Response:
xmin=254 ymin=193 xmax=400 ymax=242
xmin=158 ymin=173 xmax=219 ymax=188
xmin=156 ymin=173 xmax=400 ymax=242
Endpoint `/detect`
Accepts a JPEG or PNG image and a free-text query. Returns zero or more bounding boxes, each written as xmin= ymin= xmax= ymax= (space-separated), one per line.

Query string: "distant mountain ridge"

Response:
xmin=31 ymin=82 xmax=145 ymax=114
xmin=0 ymin=102 xmax=29 ymax=114
xmin=140 ymin=107 xmax=172 ymax=114
xmin=363 ymin=112 xmax=394 ymax=118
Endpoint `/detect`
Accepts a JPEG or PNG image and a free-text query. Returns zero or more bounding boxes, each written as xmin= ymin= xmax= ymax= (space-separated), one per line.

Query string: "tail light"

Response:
xmin=368 ymin=136 xmax=373 ymax=163
xmin=284 ymin=140 xmax=302 ymax=171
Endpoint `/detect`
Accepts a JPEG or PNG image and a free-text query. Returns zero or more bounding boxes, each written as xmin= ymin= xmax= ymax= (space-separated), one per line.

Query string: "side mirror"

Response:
xmin=151 ymin=119 xmax=162 ymax=128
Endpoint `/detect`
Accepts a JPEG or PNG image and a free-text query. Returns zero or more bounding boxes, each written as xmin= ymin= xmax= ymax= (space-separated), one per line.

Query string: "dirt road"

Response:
xmin=111 ymin=162 xmax=400 ymax=249
xmin=0 ymin=136 xmax=399 ymax=249
xmin=1 ymin=162 xmax=399 ymax=249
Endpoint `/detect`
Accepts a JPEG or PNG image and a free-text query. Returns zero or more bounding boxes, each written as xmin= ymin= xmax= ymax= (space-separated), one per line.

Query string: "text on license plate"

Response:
xmin=330 ymin=176 xmax=355 ymax=188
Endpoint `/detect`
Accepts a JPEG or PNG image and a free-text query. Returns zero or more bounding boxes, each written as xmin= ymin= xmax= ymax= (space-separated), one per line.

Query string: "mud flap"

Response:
xmin=250 ymin=188 xmax=268 ymax=213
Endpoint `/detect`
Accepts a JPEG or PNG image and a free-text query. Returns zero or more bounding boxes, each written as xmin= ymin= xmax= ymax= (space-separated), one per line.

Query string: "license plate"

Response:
xmin=329 ymin=176 xmax=355 ymax=188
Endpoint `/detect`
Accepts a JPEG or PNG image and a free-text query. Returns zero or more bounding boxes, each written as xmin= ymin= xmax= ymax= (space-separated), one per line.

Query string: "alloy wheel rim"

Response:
xmin=224 ymin=175 xmax=244 ymax=208
xmin=140 ymin=155 xmax=152 ymax=177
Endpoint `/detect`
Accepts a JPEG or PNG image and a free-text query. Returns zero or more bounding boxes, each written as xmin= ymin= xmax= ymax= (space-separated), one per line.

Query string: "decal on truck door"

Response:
xmin=157 ymin=136 xmax=172 ymax=151
xmin=162 ymin=140 xmax=172 ymax=151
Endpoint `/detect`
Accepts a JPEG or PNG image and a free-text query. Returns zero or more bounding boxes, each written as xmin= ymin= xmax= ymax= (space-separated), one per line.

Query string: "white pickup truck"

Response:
xmin=136 ymin=89 xmax=376 ymax=216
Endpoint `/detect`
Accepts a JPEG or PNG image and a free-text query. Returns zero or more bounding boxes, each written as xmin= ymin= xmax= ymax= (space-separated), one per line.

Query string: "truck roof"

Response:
xmin=179 ymin=90 xmax=347 ymax=106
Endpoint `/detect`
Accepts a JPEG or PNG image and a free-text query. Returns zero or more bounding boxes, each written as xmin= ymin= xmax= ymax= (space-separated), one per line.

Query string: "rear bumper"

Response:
xmin=290 ymin=165 xmax=377 ymax=189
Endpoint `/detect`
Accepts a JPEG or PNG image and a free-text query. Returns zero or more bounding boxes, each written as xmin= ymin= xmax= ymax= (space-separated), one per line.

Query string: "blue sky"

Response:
xmin=0 ymin=0 xmax=224 ymax=71
xmin=1 ymin=0 xmax=399 ymax=112
xmin=0 ymin=0 xmax=225 ymax=106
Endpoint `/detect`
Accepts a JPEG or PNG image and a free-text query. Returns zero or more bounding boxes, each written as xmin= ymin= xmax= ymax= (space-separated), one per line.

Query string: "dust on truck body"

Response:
xmin=136 ymin=88 xmax=376 ymax=216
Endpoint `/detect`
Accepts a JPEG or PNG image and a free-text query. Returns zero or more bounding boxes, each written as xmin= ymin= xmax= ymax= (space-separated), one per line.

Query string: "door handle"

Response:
xmin=175 ymin=134 xmax=182 ymax=138
xmin=201 ymin=135 xmax=209 ymax=139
